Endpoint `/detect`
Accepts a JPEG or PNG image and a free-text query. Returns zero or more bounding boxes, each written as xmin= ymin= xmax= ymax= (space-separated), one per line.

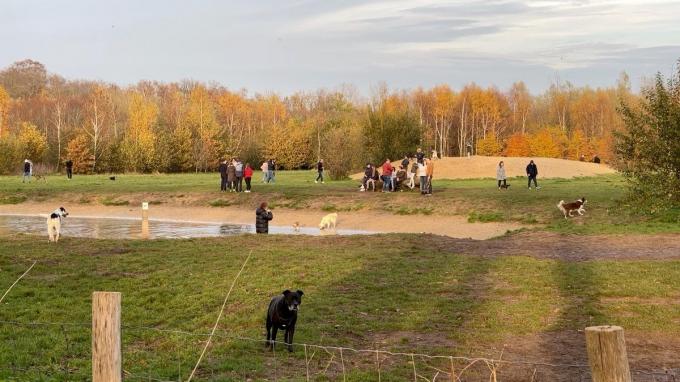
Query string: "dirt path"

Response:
xmin=0 ymin=202 xmax=526 ymax=240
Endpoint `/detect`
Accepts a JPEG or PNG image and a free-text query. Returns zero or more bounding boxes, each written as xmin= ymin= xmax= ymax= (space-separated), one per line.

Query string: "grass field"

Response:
xmin=0 ymin=234 xmax=678 ymax=381
xmin=1 ymin=171 xmax=679 ymax=235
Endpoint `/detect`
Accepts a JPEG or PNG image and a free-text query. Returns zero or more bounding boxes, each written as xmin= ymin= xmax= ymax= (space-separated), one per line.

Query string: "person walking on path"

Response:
xmin=227 ymin=159 xmax=237 ymax=192
xmin=381 ymin=159 xmax=393 ymax=192
xmin=235 ymin=158 xmax=244 ymax=192
xmin=417 ymin=160 xmax=427 ymax=194
xmin=425 ymin=158 xmax=434 ymax=195
xmin=526 ymin=160 xmax=540 ymax=190
xmin=496 ymin=161 xmax=507 ymax=190
xmin=65 ymin=159 xmax=73 ymax=180
xmin=219 ymin=159 xmax=228 ymax=192
xmin=261 ymin=161 xmax=268 ymax=183
xmin=315 ymin=159 xmax=325 ymax=184
xmin=255 ymin=202 xmax=273 ymax=234
xmin=244 ymin=163 xmax=253 ymax=192
xmin=22 ymin=159 xmax=32 ymax=183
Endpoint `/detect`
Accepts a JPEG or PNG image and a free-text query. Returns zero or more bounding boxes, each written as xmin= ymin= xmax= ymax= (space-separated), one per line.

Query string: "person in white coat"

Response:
xmin=496 ymin=161 xmax=507 ymax=190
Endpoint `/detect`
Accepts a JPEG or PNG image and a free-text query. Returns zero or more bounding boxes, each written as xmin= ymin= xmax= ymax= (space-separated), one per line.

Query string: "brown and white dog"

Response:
xmin=557 ymin=198 xmax=586 ymax=219
xmin=47 ymin=207 xmax=68 ymax=242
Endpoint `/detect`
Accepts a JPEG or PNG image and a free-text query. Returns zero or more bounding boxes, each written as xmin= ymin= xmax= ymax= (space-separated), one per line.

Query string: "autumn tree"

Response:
xmin=66 ymin=134 xmax=94 ymax=174
xmin=529 ymin=128 xmax=560 ymax=158
xmin=17 ymin=122 xmax=47 ymax=161
xmin=81 ymin=85 xmax=109 ymax=172
xmin=0 ymin=59 xmax=47 ymax=99
xmin=184 ymin=85 xmax=222 ymax=171
xmin=262 ymin=119 xmax=311 ymax=169
xmin=476 ymin=132 xmax=502 ymax=156
xmin=122 ymin=92 xmax=158 ymax=172
xmin=0 ymin=85 xmax=9 ymax=137
xmin=504 ymin=133 xmax=531 ymax=157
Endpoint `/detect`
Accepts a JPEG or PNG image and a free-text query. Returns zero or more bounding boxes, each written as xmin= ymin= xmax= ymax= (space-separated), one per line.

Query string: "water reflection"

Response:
xmin=0 ymin=215 xmax=371 ymax=240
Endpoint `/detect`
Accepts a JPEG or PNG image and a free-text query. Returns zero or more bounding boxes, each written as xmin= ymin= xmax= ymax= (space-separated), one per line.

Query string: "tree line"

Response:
xmin=0 ymin=59 xmax=637 ymax=178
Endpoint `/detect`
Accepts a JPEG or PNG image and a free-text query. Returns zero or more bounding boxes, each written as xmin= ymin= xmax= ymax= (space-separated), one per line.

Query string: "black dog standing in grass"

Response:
xmin=266 ymin=289 xmax=303 ymax=352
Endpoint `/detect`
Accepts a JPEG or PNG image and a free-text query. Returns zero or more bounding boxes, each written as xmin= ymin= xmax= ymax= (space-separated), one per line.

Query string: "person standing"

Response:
xmin=496 ymin=161 xmax=507 ymax=190
xmin=267 ymin=159 xmax=275 ymax=184
xmin=219 ymin=159 xmax=228 ymax=192
xmin=526 ymin=160 xmax=540 ymax=190
xmin=235 ymin=158 xmax=244 ymax=192
xmin=417 ymin=160 xmax=427 ymax=194
xmin=401 ymin=156 xmax=409 ymax=170
xmin=415 ymin=148 xmax=425 ymax=165
xmin=244 ymin=163 xmax=253 ymax=193
xmin=255 ymin=202 xmax=273 ymax=234
xmin=261 ymin=161 xmax=269 ymax=183
xmin=271 ymin=159 xmax=277 ymax=183
xmin=65 ymin=159 xmax=73 ymax=180
xmin=227 ymin=159 xmax=236 ymax=192
xmin=22 ymin=159 xmax=32 ymax=183
xmin=425 ymin=158 xmax=434 ymax=195
xmin=315 ymin=159 xmax=325 ymax=184
xmin=381 ymin=159 xmax=393 ymax=192
xmin=407 ymin=160 xmax=416 ymax=189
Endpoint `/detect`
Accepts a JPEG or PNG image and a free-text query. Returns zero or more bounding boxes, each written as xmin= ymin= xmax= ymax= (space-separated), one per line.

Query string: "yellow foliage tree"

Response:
xmin=66 ymin=134 xmax=94 ymax=173
xmin=529 ymin=128 xmax=560 ymax=158
xmin=476 ymin=132 xmax=502 ymax=156
xmin=262 ymin=119 xmax=311 ymax=169
xmin=123 ymin=92 xmax=158 ymax=172
xmin=504 ymin=133 xmax=531 ymax=157
xmin=0 ymin=86 xmax=9 ymax=137
xmin=17 ymin=122 xmax=47 ymax=161
xmin=566 ymin=130 xmax=590 ymax=160
xmin=185 ymin=85 xmax=222 ymax=171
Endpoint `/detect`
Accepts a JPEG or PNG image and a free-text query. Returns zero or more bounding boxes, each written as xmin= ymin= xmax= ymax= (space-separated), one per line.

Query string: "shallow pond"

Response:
xmin=0 ymin=214 xmax=372 ymax=239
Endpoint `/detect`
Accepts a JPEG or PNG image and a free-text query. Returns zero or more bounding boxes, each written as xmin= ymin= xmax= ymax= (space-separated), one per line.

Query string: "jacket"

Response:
xmin=24 ymin=162 xmax=31 ymax=173
xmin=364 ymin=166 xmax=373 ymax=178
xmin=255 ymin=207 xmax=273 ymax=233
xmin=317 ymin=161 xmax=324 ymax=171
xmin=244 ymin=166 xmax=253 ymax=178
xmin=496 ymin=166 xmax=506 ymax=180
xmin=382 ymin=162 xmax=393 ymax=177
xmin=65 ymin=160 xmax=73 ymax=169
xmin=219 ymin=163 xmax=228 ymax=177
xmin=526 ymin=163 xmax=538 ymax=177
xmin=235 ymin=162 xmax=244 ymax=177
xmin=227 ymin=164 xmax=236 ymax=182
xmin=426 ymin=161 xmax=434 ymax=177
xmin=417 ymin=163 xmax=427 ymax=177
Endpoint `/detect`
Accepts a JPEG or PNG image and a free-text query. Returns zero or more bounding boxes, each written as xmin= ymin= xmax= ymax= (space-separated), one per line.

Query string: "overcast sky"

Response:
xmin=1 ymin=0 xmax=679 ymax=95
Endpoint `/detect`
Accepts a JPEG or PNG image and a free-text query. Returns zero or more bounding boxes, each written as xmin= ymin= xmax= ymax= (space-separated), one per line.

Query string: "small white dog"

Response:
xmin=47 ymin=207 xmax=68 ymax=242
xmin=319 ymin=213 xmax=338 ymax=230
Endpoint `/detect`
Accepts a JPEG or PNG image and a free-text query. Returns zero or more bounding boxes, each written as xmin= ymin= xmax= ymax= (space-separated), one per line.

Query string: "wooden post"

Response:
xmin=141 ymin=202 xmax=149 ymax=220
xmin=92 ymin=292 xmax=122 ymax=382
xmin=585 ymin=325 xmax=631 ymax=382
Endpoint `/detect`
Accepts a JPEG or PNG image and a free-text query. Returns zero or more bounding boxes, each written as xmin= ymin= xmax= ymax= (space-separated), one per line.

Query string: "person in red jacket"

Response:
xmin=381 ymin=159 xmax=393 ymax=192
xmin=244 ymin=163 xmax=254 ymax=193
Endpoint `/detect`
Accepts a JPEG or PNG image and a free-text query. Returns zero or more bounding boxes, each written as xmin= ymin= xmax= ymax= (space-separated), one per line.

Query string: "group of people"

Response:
xmin=362 ymin=148 xmax=435 ymax=195
xmin=495 ymin=159 xmax=541 ymax=190
xmin=21 ymin=158 xmax=73 ymax=182
xmin=219 ymin=158 xmax=254 ymax=192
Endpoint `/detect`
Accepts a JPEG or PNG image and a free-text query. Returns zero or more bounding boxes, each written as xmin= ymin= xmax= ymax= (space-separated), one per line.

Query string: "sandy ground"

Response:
xmin=353 ymin=156 xmax=616 ymax=180
xmin=0 ymin=202 xmax=525 ymax=239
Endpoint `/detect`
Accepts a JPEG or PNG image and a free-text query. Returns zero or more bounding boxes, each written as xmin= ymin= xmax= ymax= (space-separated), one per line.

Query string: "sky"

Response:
xmin=1 ymin=0 xmax=679 ymax=95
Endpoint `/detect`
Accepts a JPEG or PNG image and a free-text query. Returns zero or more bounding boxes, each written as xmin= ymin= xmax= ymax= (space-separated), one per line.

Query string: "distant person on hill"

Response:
xmin=22 ymin=159 xmax=32 ymax=183
xmin=255 ymin=202 xmax=273 ymax=234
xmin=65 ymin=159 xmax=73 ymax=180
xmin=526 ymin=160 xmax=540 ymax=190
xmin=593 ymin=155 xmax=601 ymax=164
xmin=219 ymin=159 xmax=228 ymax=192
xmin=496 ymin=161 xmax=507 ymax=190
xmin=431 ymin=148 xmax=438 ymax=160
xmin=227 ymin=159 xmax=236 ymax=192
xmin=425 ymin=158 xmax=434 ymax=195
xmin=235 ymin=158 xmax=244 ymax=192
xmin=416 ymin=148 xmax=425 ymax=164
xmin=261 ymin=161 xmax=268 ymax=183
xmin=579 ymin=154 xmax=585 ymax=162
xmin=244 ymin=163 xmax=253 ymax=193
xmin=407 ymin=160 xmax=416 ymax=189
xmin=417 ymin=160 xmax=427 ymax=194
xmin=315 ymin=159 xmax=324 ymax=184
xmin=381 ymin=159 xmax=393 ymax=192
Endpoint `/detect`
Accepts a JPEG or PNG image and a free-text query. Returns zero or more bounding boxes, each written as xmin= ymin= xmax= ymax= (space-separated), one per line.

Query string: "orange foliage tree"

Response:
xmin=504 ymin=133 xmax=531 ymax=157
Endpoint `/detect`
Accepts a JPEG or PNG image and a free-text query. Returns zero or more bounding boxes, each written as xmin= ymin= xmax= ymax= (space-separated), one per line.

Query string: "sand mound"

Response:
xmin=353 ymin=156 xmax=616 ymax=180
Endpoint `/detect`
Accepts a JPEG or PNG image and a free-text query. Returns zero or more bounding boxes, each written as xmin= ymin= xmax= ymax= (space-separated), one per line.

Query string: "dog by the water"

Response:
xmin=319 ymin=213 xmax=338 ymax=230
xmin=47 ymin=207 xmax=68 ymax=242
xmin=266 ymin=289 xmax=303 ymax=352
xmin=557 ymin=198 xmax=586 ymax=219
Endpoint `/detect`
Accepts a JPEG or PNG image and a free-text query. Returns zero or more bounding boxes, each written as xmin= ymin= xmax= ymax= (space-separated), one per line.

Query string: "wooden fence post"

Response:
xmin=92 ymin=291 xmax=122 ymax=382
xmin=585 ymin=325 xmax=631 ymax=382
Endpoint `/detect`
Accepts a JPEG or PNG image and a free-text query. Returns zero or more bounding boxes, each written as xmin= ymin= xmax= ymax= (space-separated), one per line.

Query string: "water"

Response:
xmin=0 ymin=214 xmax=372 ymax=239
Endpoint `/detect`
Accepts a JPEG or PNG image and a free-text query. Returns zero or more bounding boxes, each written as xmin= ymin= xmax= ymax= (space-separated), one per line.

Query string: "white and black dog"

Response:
xmin=47 ymin=207 xmax=68 ymax=242
xmin=557 ymin=198 xmax=586 ymax=219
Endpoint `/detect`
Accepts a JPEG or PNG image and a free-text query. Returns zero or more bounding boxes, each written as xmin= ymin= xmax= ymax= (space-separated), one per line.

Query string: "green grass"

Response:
xmin=0 ymin=172 xmax=678 ymax=234
xmin=0 ymin=234 xmax=678 ymax=381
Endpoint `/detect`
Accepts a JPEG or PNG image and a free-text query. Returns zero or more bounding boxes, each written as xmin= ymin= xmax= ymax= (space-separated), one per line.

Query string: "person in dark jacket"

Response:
xmin=401 ymin=156 xmax=409 ymax=170
xmin=65 ymin=159 xmax=73 ymax=180
xmin=219 ymin=159 xmax=228 ymax=192
xmin=526 ymin=160 xmax=540 ymax=190
xmin=255 ymin=202 xmax=273 ymax=234
xmin=227 ymin=160 xmax=237 ymax=192
xmin=315 ymin=159 xmax=324 ymax=184
xmin=22 ymin=159 xmax=32 ymax=183
xmin=415 ymin=148 xmax=425 ymax=164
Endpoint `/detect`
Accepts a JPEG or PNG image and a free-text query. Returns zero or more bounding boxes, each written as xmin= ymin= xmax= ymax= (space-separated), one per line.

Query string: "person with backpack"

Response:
xmin=315 ymin=159 xmax=325 ymax=184
xmin=526 ymin=160 xmax=540 ymax=190
xmin=219 ymin=159 xmax=228 ymax=192
xmin=244 ymin=163 xmax=254 ymax=193
xmin=255 ymin=202 xmax=273 ymax=234
xmin=65 ymin=159 xmax=73 ymax=180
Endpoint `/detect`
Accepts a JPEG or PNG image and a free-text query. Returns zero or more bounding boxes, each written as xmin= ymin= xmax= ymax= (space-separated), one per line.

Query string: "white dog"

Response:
xmin=318 ymin=213 xmax=338 ymax=230
xmin=47 ymin=207 xmax=68 ymax=242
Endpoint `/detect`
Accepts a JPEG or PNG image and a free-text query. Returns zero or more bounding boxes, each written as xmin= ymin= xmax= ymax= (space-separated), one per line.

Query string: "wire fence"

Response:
xmin=0 ymin=319 xmax=678 ymax=382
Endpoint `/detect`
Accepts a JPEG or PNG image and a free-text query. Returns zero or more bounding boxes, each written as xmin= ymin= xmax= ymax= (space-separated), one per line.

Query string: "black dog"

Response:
xmin=266 ymin=289 xmax=303 ymax=352
xmin=500 ymin=183 xmax=511 ymax=189
xmin=109 ymin=176 xmax=116 ymax=181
